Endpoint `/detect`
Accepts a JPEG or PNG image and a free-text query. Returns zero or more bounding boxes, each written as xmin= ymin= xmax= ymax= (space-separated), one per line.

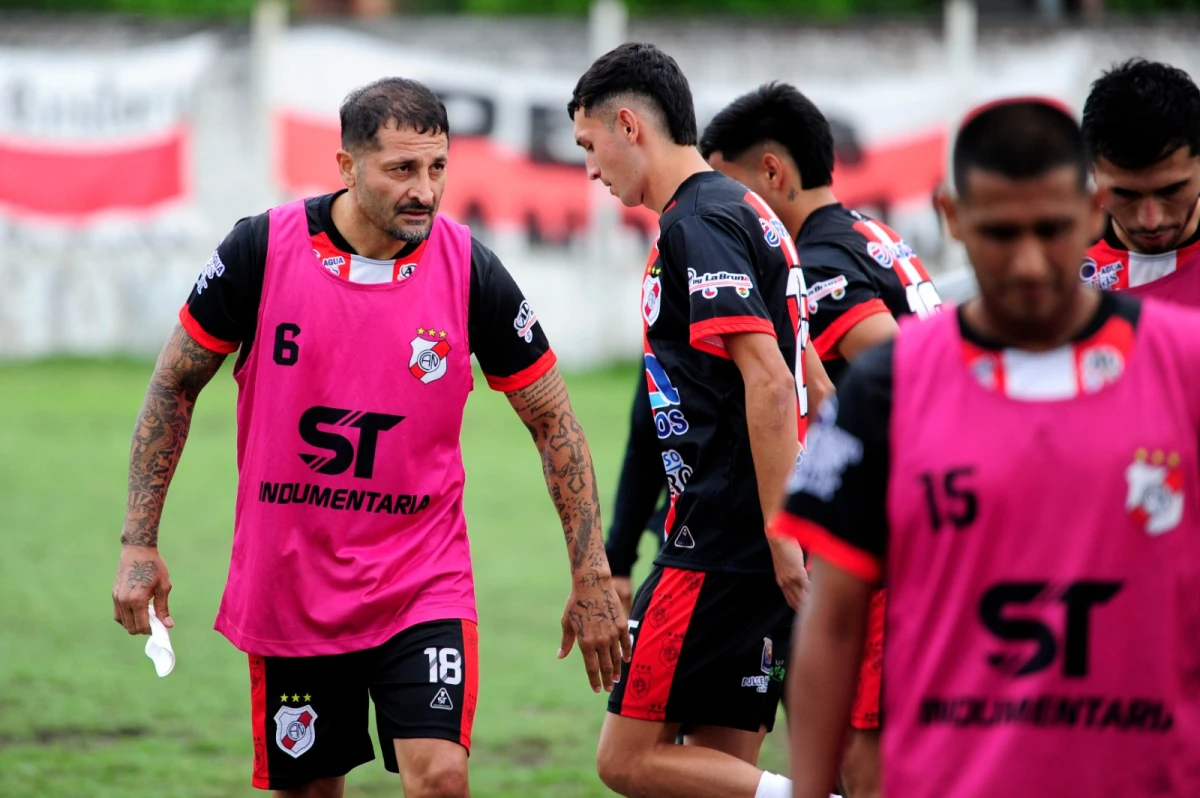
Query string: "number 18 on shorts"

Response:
xmin=247 ymin=619 xmax=479 ymax=791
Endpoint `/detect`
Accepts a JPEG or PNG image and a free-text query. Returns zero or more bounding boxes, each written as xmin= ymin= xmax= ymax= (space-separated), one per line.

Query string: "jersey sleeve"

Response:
xmin=771 ymin=340 xmax=894 ymax=583
xmin=468 ymin=238 xmax=557 ymax=391
xmin=179 ymin=213 xmax=268 ymax=355
xmin=800 ymin=243 xmax=890 ymax=359
xmin=665 ymin=214 xmax=776 ymax=359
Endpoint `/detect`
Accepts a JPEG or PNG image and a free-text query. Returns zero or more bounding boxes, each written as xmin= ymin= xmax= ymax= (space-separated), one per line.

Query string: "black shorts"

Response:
xmin=247 ymin=619 xmax=478 ymax=791
xmin=608 ymin=565 xmax=792 ymax=733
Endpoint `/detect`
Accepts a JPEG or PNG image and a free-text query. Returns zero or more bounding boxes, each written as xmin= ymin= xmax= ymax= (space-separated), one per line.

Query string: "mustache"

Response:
xmin=395 ymin=201 xmax=434 ymax=214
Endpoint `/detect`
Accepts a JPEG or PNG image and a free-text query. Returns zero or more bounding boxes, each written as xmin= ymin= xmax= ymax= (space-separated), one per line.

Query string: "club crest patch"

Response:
xmin=410 ymin=327 xmax=451 ymax=384
xmin=1125 ymin=448 xmax=1184 ymax=536
xmin=274 ymin=705 xmax=318 ymax=758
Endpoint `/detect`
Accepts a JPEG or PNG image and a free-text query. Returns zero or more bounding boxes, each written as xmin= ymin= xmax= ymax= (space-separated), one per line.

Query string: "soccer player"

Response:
xmin=700 ymin=81 xmax=942 ymax=798
xmin=110 ymin=78 xmax=630 ymax=797
xmin=781 ymin=97 xmax=1200 ymax=798
xmin=570 ymin=43 xmax=819 ymax=798
xmin=1081 ymin=58 xmax=1200 ymax=303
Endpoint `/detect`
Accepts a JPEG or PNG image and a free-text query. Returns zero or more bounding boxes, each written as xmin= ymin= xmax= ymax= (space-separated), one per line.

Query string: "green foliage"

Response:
xmin=0 ymin=0 xmax=257 ymax=15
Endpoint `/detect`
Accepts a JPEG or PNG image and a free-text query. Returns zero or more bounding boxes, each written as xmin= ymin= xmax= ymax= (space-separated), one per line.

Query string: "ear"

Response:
xmin=760 ymin=151 xmax=787 ymax=194
xmin=336 ymin=149 xmax=356 ymax=189
xmin=616 ymin=107 xmax=639 ymax=144
xmin=935 ymin=185 xmax=963 ymax=242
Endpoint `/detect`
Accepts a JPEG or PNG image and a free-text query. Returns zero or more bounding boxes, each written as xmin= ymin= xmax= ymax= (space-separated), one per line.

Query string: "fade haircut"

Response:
xmin=340 ymin=77 xmax=449 ymax=154
xmin=953 ymin=98 xmax=1088 ymax=198
xmin=567 ymin=42 xmax=698 ymax=147
xmin=1082 ymin=58 xmax=1200 ymax=170
xmin=699 ymin=82 xmax=834 ymax=190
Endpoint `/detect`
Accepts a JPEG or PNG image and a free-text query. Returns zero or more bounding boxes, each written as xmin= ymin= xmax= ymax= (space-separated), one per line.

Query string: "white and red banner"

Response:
xmin=0 ymin=33 xmax=216 ymax=226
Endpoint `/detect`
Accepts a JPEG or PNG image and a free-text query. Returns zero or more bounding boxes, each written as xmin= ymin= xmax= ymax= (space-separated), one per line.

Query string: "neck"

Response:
xmin=330 ymin=190 xmax=404 ymax=260
xmin=645 ymin=145 xmax=713 ymax=215
xmin=779 ymin=186 xmax=839 ymax=240
xmin=963 ymin=287 xmax=1102 ymax=352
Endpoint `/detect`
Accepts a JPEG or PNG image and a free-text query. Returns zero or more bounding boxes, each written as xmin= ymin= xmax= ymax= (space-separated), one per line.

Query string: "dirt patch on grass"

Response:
xmin=0 ymin=725 xmax=150 ymax=748
xmin=494 ymin=735 xmax=551 ymax=767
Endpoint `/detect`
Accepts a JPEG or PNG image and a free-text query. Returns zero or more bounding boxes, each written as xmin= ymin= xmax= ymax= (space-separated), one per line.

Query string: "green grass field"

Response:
xmin=0 ymin=358 xmax=787 ymax=796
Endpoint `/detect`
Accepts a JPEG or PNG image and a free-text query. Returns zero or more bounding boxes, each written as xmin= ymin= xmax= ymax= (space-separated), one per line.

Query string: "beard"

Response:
xmin=387 ymin=208 xmax=436 ymax=243
xmin=363 ymin=188 xmax=437 ymax=244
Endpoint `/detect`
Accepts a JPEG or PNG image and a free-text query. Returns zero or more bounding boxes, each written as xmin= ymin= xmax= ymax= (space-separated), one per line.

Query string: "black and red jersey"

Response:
xmin=180 ymin=190 xmax=553 ymax=391
xmin=640 ymin=171 xmax=807 ymax=574
xmin=798 ymin=204 xmax=941 ymax=385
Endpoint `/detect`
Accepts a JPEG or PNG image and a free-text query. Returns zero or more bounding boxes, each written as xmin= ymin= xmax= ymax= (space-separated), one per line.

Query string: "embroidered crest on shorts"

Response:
xmin=274 ymin=705 xmax=318 ymax=758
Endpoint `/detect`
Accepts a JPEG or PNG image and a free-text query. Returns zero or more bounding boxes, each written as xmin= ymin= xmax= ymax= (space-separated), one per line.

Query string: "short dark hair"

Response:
xmin=340 ymin=77 xmax=449 ymax=153
xmin=953 ymin=99 xmax=1088 ymax=197
xmin=699 ymin=82 xmax=834 ymax=190
xmin=567 ymin=42 xmax=697 ymax=147
xmin=1082 ymin=58 xmax=1200 ymax=170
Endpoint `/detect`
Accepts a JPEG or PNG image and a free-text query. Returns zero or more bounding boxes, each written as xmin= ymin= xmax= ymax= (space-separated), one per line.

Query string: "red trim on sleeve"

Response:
xmin=484 ymin=349 xmax=557 ymax=392
xmin=178 ymin=304 xmax=240 ymax=355
xmin=811 ymin=298 xmax=889 ymax=360
xmin=769 ymin=512 xmax=883 ymax=583
xmin=688 ymin=315 xmax=776 ymax=358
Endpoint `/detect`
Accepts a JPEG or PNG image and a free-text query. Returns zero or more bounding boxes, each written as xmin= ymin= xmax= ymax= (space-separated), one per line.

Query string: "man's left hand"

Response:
xmin=558 ymin=573 xmax=632 ymax=693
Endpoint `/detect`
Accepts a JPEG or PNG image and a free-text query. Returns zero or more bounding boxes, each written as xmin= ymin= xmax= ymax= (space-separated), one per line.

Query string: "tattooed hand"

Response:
xmin=560 ymin=571 xmax=632 ymax=693
xmin=505 ymin=367 xmax=632 ymax=691
xmin=112 ymin=545 xmax=173 ymax=635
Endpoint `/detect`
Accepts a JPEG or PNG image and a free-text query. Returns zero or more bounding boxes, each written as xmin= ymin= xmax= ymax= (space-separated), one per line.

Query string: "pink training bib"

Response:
xmin=214 ymin=199 xmax=477 ymax=657
xmin=882 ymin=300 xmax=1200 ymax=796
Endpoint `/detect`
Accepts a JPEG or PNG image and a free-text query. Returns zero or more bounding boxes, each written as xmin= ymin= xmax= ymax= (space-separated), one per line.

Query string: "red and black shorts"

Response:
xmin=608 ymin=565 xmax=792 ymax=733
xmin=247 ymin=619 xmax=478 ymax=791
xmin=850 ymin=588 xmax=885 ymax=730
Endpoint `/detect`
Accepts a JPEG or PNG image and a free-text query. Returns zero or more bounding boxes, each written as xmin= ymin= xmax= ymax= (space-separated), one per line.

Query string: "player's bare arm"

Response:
xmin=835 ymin=312 xmax=900 ymax=363
xmin=112 ymin=324 xmax=226 ymax=636
xmin=805 ymin=345 xmax=835 ymax=416
xmin=725 ymin=332 xmax=808 ymax=610
xmin=505 ymin=366 xmax=633 ymax=693
xmin=789 ymin=559 xmax=875 ymax=798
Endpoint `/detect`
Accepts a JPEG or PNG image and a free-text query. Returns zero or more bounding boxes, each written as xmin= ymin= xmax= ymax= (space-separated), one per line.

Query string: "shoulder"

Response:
xmin=470 ymin=236 xmax=502 ymax=272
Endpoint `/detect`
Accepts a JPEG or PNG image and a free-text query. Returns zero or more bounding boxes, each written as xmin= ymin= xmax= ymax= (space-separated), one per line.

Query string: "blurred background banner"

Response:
xmin=0 ymin=33 xmax=216 ymax=226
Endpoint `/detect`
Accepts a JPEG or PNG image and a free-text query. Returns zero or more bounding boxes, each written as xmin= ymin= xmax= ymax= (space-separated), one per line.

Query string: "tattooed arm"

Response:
xmin=112 ymin=324 xmax=227 ymax=635
xmin=506 ymin=366 xmax=632 ymax=693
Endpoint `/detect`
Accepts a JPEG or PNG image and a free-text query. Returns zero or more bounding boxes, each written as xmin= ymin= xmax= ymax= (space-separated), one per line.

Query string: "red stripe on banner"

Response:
xmin=460 ymin=620 xmax=479 ymax=751
xmin=618 ymin=567 xmax=704 ymax=722
xmin=0 ymin=127 xmax=189 ymax=218
xmin=248 ymin=654 xmax=271 ymax=789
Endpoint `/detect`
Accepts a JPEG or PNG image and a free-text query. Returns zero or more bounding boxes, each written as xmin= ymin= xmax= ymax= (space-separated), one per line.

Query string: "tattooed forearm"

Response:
xmin=506 ymin=367 xmax=610 ymax=575
xmin=122 ymin=325 xmax=226 ymax=547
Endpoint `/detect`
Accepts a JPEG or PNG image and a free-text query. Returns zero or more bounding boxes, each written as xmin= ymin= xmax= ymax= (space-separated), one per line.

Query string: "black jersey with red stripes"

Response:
xmin=798 ymin=204 xmax=942 ymax=385
xmin=640 ymin=170 xmax=807 ymax=574
xmin=179 ymin=190 xmax=554 ymax=391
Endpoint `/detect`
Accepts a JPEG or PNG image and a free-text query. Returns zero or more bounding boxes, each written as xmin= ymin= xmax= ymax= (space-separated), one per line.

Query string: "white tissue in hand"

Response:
xmin=145 ymin=604 xmax=175 ymax=677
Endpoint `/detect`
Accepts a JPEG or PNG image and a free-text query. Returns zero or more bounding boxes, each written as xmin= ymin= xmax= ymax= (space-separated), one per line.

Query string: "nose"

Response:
xmin=1136 ymin=198 xmax=1165 ymax=232
xmin=585 ymin=152 xmax=601 ymax=182
xmin=1010 ymin=233 xmax=1050 ymax=280
xmin=410 ymin=171 xmax=435 ymax=206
